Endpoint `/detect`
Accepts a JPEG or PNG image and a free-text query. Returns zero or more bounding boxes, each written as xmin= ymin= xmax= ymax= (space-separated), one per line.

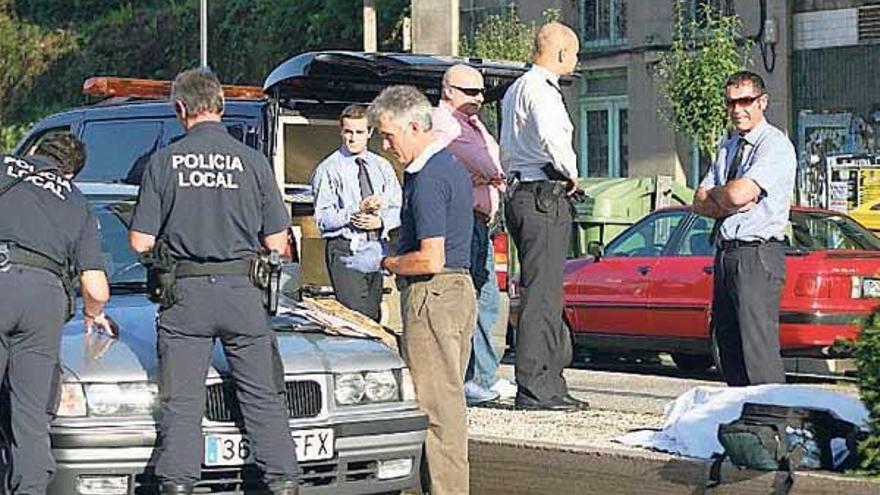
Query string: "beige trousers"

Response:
xmin=400 ymin=272 xmax=476 ymax=495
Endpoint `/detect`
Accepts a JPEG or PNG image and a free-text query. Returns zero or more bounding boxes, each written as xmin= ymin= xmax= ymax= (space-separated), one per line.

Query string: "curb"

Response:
xmin=469 ymin=435 xmax=880 ymax=494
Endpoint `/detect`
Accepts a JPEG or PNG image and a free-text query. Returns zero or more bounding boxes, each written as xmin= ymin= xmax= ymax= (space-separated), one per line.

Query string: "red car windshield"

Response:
xmin=790 ymin=211 xmax=880 ymax=252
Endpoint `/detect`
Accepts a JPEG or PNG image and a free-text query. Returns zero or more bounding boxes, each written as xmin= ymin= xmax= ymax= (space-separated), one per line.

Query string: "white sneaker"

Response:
xmin=490 ymin=378 xmax=517 ymax=399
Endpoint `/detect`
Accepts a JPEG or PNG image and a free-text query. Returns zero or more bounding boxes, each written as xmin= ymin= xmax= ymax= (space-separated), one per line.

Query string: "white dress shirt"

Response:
xmin=500 ymin=65 xmax=577 ymax=182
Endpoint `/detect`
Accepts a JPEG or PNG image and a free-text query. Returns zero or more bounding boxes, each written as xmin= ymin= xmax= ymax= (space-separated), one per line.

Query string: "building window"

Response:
xmin=581 ymin=0 xmax=627 ymax=48
xmin=579 ymin=69 xmax=628 ymax=178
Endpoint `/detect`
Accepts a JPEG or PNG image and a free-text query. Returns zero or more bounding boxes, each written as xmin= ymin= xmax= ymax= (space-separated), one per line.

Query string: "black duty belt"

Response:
xmin=0 ymin=242 xmax=66 ymax=279
xmin=718 ymin=238 xmax=785 ymax=251
xmin=175 ymin=258 xmax=252 ymax=278
xmin=517 ymin=180 xmax=568 ymax=196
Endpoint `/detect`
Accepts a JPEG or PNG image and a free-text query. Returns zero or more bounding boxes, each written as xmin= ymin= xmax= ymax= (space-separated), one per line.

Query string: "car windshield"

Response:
xmin=789 ymin=211 xmax=880 ymax=251
xmin=90 ymin=196 xmax=145 ymax=287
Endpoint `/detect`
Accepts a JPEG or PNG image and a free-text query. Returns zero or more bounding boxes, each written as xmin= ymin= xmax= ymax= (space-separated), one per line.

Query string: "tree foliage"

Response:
xmin=0 ymin=0 xmax=74 ymax=128
xmin=1 ymin=0 xmax=409 ymax=140
xmin=461 ymin=6 xmax=559 ymax=63
xmin=855 ymin=311 xmax=880 ymax=473
xmin=655 ymin=0 xmax=752 ymax=156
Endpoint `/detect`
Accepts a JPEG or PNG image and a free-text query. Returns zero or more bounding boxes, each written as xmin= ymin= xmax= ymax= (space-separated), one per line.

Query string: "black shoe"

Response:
xmin=160 ymin=482 xmax=194 ymax=495
xmin=267 ymin=478 xmax=300 ymax=495
xmin=561 ymin=394 xmax=590 ymax=410
xmin=514 ymin=395 xmax=578 ymax=411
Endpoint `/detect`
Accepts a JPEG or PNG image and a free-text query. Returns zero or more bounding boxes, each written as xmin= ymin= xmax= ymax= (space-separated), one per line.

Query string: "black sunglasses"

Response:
xmin=725 ymin=94 xmax=764 ymax=108
xmin=451 ymin=85 xmax=484 ymax=97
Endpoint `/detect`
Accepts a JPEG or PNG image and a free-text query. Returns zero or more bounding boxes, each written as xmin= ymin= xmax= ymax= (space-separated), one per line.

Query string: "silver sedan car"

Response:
xmin=0 ymin=184 xmax=426 ymax=495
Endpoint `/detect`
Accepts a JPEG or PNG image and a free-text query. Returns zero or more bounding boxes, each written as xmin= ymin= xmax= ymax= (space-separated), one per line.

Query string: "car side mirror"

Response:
xmin=280 ymin=261 xmax=302 ymax=302
xmin=587 ymin=241 xmax=604 ymax=260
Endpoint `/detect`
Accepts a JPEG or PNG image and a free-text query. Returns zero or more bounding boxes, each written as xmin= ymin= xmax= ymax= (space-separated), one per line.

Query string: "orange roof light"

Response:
xmin=82 ymin=77 xmax=265 ymax=100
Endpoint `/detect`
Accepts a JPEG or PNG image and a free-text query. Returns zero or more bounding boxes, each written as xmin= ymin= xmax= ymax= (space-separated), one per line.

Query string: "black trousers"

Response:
xmin=0 ymin=266 xmax=66 ymax=494
xmin=712 ymin=242 xmax=787 ymax=386
xmin=325 ymin=237 xmax=383 ymax=322
xmin=505 ymin=186 xmax=573 ymax=403
xmin=154 ymin=275 xmax=300 ymax=485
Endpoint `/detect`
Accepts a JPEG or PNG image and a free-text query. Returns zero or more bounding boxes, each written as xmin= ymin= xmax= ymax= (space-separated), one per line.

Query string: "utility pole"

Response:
xmin=200 ymin=0 xmax=208 ymax=67
xmin=411 ymin=0 xmax=459 ymax=55
xmin=364 ymin=0 xmax=377 ymax=52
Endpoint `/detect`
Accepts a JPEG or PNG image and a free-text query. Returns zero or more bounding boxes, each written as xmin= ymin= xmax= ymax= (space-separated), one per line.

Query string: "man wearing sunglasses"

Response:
xmin=693 ymin=71 xmax=796 ymax=386
xmin=500 ymin=22 xmax=588 ymax=411
xmin=433 ymin=64 xmax=517 ymax=406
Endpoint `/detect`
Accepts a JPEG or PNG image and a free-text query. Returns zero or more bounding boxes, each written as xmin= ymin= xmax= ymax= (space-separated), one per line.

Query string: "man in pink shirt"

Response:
xmin=433 ymin=64 xmax=516 ymax=405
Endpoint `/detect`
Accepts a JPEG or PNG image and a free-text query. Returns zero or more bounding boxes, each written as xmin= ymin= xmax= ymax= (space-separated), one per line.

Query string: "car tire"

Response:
xmin=670 ymin=352 xmax=714 ymax=372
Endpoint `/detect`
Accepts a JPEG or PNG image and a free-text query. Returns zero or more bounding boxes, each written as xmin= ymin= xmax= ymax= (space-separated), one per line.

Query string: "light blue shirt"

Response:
xmin=700 ymin=119 xmax=796 ymax=242
xmin=310 ymin=148 xmax=402 ymax=244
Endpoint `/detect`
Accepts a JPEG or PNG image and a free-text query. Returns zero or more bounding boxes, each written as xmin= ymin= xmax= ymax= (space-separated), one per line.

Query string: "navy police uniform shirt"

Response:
xmin=398 ymin=146 xmax=473 ymax=269
xmin=130 ymin=121 xmax=289 ymax=261
xmin=0 ymin=154 xmax=104 ymax=272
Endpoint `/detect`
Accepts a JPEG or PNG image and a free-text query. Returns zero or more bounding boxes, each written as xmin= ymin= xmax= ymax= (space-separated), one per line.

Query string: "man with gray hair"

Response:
xmin=342 ymin=85 xmax=476 ymax=495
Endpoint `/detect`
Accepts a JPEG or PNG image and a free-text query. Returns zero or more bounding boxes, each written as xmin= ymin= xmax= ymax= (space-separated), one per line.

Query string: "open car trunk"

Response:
xmin=260 ymin=51 xmax=535 ymax=293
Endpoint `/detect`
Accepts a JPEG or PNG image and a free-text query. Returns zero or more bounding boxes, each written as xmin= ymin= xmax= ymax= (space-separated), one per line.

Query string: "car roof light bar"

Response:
xmin=82 ymin=77 xmax=265 ymax=100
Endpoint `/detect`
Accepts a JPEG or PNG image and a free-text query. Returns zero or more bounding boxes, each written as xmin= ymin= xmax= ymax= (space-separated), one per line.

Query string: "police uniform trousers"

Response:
xmin=712 ymin=241 xmax=787 ymax=386
xmin=0 ymin=266 xmax=66 ymax=494
xmin=325 ymin=237 xmax=383 ymax=322
xmin=504 ymin=184 xmax=573 ymax=404
xmin=154 ymin=275 xmax=301 ymax=485
xmin=399 ymin=272 xmax=475 ymax=495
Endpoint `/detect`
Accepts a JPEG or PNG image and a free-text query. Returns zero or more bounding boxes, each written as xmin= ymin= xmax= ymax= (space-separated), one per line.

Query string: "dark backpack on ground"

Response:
xmin=708 ymin=402 xmax=862 ymax=495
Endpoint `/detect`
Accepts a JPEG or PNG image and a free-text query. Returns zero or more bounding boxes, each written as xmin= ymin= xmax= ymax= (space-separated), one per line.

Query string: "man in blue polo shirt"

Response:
xmin=342 ymin=85 xmax=476 ymax=495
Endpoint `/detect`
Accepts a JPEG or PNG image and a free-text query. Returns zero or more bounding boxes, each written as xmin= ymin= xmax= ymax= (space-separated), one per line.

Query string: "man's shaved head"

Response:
xmin=441 ymin=63 xmax=485 ymax=116
xmin=533 ymin=21 xmax=580 ymax=76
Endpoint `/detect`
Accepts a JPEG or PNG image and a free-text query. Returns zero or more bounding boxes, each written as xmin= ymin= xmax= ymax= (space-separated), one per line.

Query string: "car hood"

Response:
xmin=63 ymin=294 xmax=404 ymax=383
xmin=263 ymin=51 xmax=545 ymax=104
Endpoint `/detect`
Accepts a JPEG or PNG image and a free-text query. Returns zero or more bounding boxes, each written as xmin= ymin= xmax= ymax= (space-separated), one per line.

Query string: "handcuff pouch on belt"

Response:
xmin=0 ymin=242 xmax=76 ymax=321
xmin=139 ymin=240 xmax=178 ymax=310
xmin=250 ymin=249 xmax=283 ymax=316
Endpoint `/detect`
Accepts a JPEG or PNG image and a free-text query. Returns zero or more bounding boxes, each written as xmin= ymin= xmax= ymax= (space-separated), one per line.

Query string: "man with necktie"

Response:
xmin=311 ymin=104 xmax=402 ymax=321
xmin=694 ymin=71 xmax=796 ymax=386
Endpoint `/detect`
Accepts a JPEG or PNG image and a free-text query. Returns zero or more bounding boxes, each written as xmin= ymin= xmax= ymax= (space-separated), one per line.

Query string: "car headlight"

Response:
xmin=56 ymin=382 xmax=87 ymax=417
xmin=334 ymin=370 xmax=401 ymax=405
xmin=334 ymin=373 xmax=366 ymax=405
xmin=85 ymin=382 xmax=158 ymax=416
xmin=364 ymin=370 xmax=398 ymax=402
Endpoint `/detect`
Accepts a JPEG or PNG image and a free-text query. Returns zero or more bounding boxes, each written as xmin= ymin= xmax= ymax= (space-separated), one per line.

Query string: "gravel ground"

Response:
xmin=467 ymin=405 xmax=665 ymax=450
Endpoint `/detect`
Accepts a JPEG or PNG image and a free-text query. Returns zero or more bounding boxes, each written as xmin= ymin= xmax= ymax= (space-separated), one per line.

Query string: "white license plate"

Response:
xmin=863 ymin=278 xmax=880 ymax=298
xmin=204 ymin=428 xmax=334 ymax=466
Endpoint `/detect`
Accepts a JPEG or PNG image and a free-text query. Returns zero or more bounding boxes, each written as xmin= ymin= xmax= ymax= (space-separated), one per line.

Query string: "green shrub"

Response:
xmin=0 ymin=122 xmax=32 ymax=153
xmin=854 ymin=310 xmax=880 ymax=473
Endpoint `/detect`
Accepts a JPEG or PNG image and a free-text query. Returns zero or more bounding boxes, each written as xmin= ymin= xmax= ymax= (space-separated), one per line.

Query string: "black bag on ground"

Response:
xmin=709 ymin=402 xmax=862 ymax=495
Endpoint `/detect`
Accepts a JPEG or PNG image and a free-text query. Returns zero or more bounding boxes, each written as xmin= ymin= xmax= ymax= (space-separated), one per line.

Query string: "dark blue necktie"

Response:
xmin=356 ymin=157 xmax=379 ymax=241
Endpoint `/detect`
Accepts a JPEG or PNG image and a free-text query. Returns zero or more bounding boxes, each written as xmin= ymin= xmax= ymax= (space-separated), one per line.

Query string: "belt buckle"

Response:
xmin=0 ymin=243 xmax=10 ymax=272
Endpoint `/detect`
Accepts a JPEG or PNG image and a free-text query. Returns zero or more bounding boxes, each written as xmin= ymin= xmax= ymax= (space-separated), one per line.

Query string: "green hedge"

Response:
xmin=855 ymin=310 xmax=880 ymax=473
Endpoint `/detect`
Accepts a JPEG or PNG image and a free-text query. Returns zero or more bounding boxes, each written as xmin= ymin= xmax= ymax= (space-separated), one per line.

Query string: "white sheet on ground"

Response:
xmin=615 ymin=384 xmax=868 ymax=459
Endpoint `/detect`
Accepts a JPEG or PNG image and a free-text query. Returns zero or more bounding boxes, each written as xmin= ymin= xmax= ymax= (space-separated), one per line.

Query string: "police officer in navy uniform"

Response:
xmin=0 ymin=132 xmax=113 ymax=494
xmin=129 ymin=68 xmax=300 ymax=495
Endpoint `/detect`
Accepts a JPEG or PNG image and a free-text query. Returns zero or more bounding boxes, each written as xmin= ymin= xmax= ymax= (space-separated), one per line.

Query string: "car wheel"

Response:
xmin=670 ymin=352 xmax=714 ymax=372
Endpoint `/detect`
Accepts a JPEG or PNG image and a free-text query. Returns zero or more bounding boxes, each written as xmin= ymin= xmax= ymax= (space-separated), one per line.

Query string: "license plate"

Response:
xmin=863 ymin=278 xmax=880 ymax=298
xmin=204 ymin=428 xmax=334 ymax=466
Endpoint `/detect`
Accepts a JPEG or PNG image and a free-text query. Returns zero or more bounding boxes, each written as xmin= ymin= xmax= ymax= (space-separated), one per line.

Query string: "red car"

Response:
xmin=509 ymin=206 xmax=880 ymax=371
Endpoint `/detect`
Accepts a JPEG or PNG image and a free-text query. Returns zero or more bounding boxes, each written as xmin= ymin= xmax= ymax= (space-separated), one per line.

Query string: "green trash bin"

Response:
xmin=569 ymin=175 xmax=694 ymax=258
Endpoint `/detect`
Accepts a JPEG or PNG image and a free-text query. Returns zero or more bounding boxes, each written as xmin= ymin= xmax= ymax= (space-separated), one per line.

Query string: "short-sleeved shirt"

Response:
xmin=699 ymin=119 xmax=796 ymax=242
xmin=130 ymin=121 xmax=290 ymax=261
xmin=398 ymin=145 xmax=473 ymax=269
xmin=0 ymin=154 xmax=104 ymax=272
xmin=500 ymin=65 xmax=577 ymax=182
